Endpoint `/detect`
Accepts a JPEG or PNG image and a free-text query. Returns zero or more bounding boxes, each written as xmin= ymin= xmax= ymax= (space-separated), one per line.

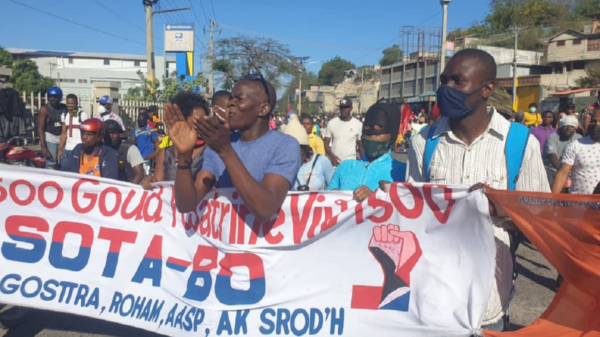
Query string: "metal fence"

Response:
xmin=119 ymin=100 xmax=166 ymax=132
xmin=18 ymin=92 xmax=167 ymax=136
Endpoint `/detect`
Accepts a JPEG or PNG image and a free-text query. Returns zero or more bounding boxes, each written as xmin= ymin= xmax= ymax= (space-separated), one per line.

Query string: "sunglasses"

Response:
xmin=240 ymin=73 xmax=271 ymax=105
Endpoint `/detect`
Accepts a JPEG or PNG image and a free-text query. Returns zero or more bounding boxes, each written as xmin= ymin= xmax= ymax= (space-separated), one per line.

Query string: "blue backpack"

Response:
xmin=423 ymin=122 xmax=530 ymax=191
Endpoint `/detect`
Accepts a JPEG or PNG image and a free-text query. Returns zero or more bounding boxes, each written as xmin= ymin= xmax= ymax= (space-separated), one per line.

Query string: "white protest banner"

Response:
xmin=0 ymin=165 xmax=495 ymax=336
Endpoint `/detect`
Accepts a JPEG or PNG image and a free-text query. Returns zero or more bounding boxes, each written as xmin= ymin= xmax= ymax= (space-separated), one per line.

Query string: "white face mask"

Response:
xmin=98 ymin=106 xmax=109 ymax=114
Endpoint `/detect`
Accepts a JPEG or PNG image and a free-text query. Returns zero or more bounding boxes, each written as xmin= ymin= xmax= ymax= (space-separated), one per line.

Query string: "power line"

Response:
xmin=209 ymin=0 xmax=217 ymax=20
xmin=188 ymin=0 xmax=205 ymax=26
xmin=196 ymin=0 xmax=209 ymax=24
xmin=92 ymin=0 xmax=145 ymax=33
xmin=358 ymin=10 xmax=443 ymax=61
xmin=219 ymin=23 xmax=380 ymax=51
xmin=9 ymin=0 xmax=145 ymax=47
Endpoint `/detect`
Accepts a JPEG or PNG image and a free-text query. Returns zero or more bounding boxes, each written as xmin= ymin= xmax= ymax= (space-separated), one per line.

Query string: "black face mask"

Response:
xmin=138 ymin=114 xmax=149 ymax=128
xmin=588 ymin=124 xmax=600 ymax=142
xmin=362 ymin=108 xmax=392 ymax=136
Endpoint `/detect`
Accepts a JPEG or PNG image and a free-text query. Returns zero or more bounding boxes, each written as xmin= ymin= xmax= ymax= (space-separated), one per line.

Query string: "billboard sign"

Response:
xmin=165 ymin=23 xmax=194 ymax=52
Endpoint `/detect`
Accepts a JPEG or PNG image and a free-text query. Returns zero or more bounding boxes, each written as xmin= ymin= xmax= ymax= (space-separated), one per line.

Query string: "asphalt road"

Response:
xmin=0 ymin=151 xmax=558 ymax=336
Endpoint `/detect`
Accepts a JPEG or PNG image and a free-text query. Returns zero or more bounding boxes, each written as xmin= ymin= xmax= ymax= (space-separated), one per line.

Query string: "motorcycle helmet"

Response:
xmin=80 ymin=118 xmax=105 ymax=134
xmin=47 ymin=87 xmax=63 ymax=101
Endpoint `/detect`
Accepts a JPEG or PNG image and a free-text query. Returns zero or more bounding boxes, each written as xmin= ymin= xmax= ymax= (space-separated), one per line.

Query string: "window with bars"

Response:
xmin=557 ymin=40 xmax=565 ymax=47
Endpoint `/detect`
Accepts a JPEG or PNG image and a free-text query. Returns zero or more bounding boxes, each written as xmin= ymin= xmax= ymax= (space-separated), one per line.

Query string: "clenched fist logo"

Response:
xmin=351 ymin=224 xmax=422 ymax=311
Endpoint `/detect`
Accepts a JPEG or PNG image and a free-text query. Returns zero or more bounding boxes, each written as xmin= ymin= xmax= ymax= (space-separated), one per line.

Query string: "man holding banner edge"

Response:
xmin=403 ymin=49 xmax=550 ymax=331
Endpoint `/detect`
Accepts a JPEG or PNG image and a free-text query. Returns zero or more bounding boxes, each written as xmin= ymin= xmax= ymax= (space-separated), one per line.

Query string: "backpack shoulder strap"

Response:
xmin=505 ymin=122 xmax=530 ymax=191
xmin=423 ymin=126 xmax=440 ymax=182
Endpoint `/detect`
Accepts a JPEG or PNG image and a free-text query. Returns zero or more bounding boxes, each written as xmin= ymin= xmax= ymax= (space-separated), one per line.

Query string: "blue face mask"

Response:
xmin=436 ymin=82 xmax=489 ymax=119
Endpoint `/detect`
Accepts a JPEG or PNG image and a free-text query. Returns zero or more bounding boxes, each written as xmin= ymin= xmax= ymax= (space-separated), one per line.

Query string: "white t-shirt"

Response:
xmin=61 ymin=111 xmax=89 ymax=151
xmin=561 ymin=136 xmax=600 ymax=194
xmin=126 ymin=145 xmax=146 ymax=168
xmin=323 ymin=117 xmax=362 ymax=163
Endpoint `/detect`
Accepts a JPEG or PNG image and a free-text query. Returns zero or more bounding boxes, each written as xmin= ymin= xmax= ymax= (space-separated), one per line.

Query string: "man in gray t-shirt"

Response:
xmin=543 ymin=115 xmax=581 ymax=187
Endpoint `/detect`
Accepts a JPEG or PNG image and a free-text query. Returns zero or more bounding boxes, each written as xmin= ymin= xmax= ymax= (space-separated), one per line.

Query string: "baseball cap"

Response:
xmin=559 ymin=115 xmax=578 ymax=129
xmin=99 ymin=95 xmax=114 ymax=105
xmin=339 ymin=98 xmax=353 ymax=108
xmin=103 ymin=119 xmax=123 ymax=134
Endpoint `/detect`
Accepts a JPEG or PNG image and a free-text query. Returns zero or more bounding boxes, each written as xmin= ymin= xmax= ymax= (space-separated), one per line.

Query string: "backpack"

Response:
xmin=116 ymin=140 xmax=136 ymax=182
xmin=62 ymin=111 xmax=83 ymax=125
xmin=423 ymin=122 xmax=530 ymax=191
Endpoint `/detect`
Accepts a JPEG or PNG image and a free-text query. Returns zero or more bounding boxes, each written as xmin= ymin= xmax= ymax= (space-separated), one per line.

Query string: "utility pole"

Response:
xmin=143 ymin=0 xmax=189 ymax=83
xmin=359 ymin=67 xmax=365 ymax=113
xmin=143 ymin=0 xmax=158 ymax=82
xmin=512 ymin=25 xmax=523 ymax=111
xmin=204 ymin=20 xmax=221 ymax=95
xmin=298 ymin=72 xmax=303 ymax=113
xmin=295 ymin=57 xmax=309 ymax=113
xmin=438 ymin=0 xmax=452 ymax=88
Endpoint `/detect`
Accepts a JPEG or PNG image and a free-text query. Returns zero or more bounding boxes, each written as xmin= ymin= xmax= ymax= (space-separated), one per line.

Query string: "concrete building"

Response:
xmin=7 ymin=48 xmax=176 ymax=98
xmin=379 ymin=59 xmax=442 ymax=104
xmin=544 ymin=27 xmax=600 ymax=91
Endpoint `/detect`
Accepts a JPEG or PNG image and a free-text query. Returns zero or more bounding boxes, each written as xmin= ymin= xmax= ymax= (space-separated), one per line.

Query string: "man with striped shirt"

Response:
xmin=406 ymin=49 xmax=549 ymax=331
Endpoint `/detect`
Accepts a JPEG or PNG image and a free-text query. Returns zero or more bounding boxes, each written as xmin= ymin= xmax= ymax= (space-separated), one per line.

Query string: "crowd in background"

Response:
xmin=22 ymin=48 xmax=600 ymax=333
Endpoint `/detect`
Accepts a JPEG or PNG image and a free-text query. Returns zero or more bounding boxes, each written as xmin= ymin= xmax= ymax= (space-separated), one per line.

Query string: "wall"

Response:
xmin=496 ymin=64 xmax=536 ymax=78
xmin=540 ymin=71 xmax=587 ymax=91
xmin=378 ymin=61 xmax=440 ymax=101
xmin=473 ymin=46 xmax=543 ymax=65
xmin=547 ymin=33 xmax=600 ymax=62
xmin=11 ymin=54 xmax=176 ymax=98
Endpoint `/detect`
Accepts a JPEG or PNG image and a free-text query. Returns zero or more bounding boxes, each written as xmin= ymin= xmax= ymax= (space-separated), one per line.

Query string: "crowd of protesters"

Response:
xmin=29 ymin=48 xmax=600 ymax=332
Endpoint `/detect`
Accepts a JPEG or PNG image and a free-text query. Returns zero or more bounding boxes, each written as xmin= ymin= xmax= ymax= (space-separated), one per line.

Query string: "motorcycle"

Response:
xmin=0 ymin=136 xmax=46 ymax=168
xmin=0 ymin=135 xmax=40 ymax=328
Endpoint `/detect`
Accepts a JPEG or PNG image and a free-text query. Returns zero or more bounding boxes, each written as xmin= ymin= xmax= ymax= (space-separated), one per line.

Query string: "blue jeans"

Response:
xmin=46 ymin=141 xmax=59 ymax=168
xmin=61 ymin=149 xmax=74 ymax=168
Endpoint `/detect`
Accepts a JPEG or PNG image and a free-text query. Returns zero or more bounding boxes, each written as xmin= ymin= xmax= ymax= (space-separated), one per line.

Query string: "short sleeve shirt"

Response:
xmin=323 ymin=117 xmax=362 ymax=163
xmin=327 ymin=151 xmax=406 ymax=191
xmin=61 ymin=111 xmax=89 ymax=151
xmin=202 ymin=130 xmax=301 ymax=189
xmin=127 ymin=145 xmax=146 ymax=168
xmin=132 ymin=126 xmax=158 ymax=158
xmin=543 ymin=132 xmax=581 ymax=170
xmin=561 ymin=136 xmax=600 ymax=194
xmin=292 ymin=154 xmax=334 ymax=191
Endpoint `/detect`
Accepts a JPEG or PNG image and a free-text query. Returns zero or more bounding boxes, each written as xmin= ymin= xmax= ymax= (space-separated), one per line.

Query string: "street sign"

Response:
xmin=164 ymin=23 xmax=194 ymax=52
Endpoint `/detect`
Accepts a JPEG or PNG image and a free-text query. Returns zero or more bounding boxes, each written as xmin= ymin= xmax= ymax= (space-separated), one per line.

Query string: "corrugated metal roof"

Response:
xmin=7 ymin=48 xmax=176 ymax=61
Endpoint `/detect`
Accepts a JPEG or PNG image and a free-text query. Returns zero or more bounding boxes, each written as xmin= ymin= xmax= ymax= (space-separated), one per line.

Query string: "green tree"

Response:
xmin=10 ymin=60 xmax=54 ymax=93
xmin=213 ymin=35 xmax=301 ymax=89
xmin=124 ymin=86 xmax=143 ymax=100
xmin=484 ymin=0 xmax=562 ymax=31
xmin=379 ymin=45 xmax=403 ymax=66
xmin=576 ymin=69 xmax=600 ymax=88
xmin=132 ymin=70 xmax=206 ymax=103
xmin=276 ymin=71 xmax=319 ymax=112
xmin=318 ymin=56 xmax=356 ymax=86
xmin=0 ymin=46 xmax=13 ymax=67
xmin=569 ymin=0 xmax=600 ymax=19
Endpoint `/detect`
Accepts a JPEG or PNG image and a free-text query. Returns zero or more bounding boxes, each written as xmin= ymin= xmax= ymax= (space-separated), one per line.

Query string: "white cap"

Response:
xmin=559 ymin=115 xmax=578 ymax=129
xmin=283 ymin=114 xmax=310 ymax=146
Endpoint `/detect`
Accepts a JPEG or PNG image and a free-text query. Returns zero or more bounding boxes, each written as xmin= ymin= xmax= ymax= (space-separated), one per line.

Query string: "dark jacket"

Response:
xmin=61 ymin=143 xmax=119 ymax=180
